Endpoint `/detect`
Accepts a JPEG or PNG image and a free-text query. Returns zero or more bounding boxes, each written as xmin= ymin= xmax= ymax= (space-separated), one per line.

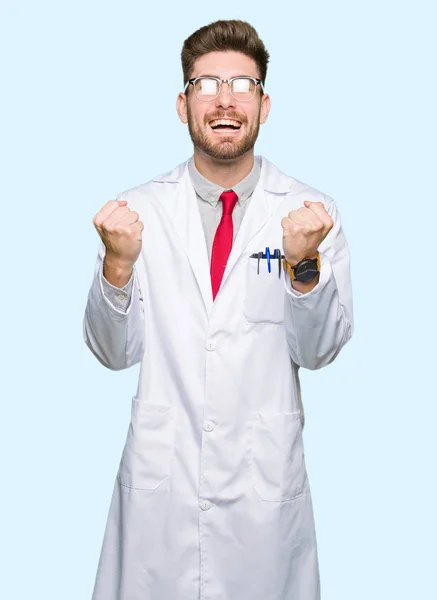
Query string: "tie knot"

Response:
xmin=219 ymin=190 xmax=238 ymax=215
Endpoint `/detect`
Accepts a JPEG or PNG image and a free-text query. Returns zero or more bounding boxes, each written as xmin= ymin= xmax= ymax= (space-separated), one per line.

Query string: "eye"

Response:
xmin=195 ymin=78 xmax=219 ymax=96
xmin=232 ymin=78 xmax=252 ymax=93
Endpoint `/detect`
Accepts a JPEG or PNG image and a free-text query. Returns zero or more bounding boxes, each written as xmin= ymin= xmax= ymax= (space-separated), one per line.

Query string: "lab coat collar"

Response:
xmin=152 ymin=155 xmax=293 ymax=194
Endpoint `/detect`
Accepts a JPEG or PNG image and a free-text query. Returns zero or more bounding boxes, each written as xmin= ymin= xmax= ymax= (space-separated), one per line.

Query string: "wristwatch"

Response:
xmin=283 ymin=252 xmax=321 ymax=282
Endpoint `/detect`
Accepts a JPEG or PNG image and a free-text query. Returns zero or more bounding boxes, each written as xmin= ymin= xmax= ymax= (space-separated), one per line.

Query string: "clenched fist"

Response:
xmin=281 ymin=201 xmax=333 ymax=266
xmin=93 ymin=199 xmax=144 ymax=287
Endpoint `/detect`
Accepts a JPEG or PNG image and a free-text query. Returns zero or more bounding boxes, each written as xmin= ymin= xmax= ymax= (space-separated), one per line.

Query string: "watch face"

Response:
xmin=295 ymin=259 xmax=319 ymax=282
xmin=295 ymin=268 xmax=318 ymax=282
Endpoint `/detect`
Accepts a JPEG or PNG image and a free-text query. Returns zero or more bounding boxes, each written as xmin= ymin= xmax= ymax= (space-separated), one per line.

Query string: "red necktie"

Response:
xmin=210 ymin=190 xmax=238 ymax=300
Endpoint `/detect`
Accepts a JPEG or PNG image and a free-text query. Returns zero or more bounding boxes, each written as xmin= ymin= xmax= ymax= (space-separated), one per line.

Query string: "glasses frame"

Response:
xmin=184 ymin=76 xmax=265 ymax=102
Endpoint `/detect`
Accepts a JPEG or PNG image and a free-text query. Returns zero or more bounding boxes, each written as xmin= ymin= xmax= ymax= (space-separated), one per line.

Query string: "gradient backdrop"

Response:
xmin=1 ymin=1 xmax=436 ymax=598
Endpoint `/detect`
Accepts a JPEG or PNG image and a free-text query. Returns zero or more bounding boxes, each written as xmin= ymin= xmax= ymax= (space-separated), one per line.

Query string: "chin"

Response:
xmin=205 ymin=145 xmax=250 ymax=161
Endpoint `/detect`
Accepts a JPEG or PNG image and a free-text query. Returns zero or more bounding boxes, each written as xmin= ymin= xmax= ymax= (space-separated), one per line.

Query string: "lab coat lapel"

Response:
xmin=156 ymin=163 xmax=213 ymax=315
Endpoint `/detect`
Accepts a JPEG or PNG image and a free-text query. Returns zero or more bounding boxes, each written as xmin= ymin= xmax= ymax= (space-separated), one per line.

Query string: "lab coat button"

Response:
xmin=200 ymin=500 xmax=212 ymax=511
xmin=206 ymin=342 xmax=216 ymax=351
xmin=203 ymin=421 xmax=214 ymax=432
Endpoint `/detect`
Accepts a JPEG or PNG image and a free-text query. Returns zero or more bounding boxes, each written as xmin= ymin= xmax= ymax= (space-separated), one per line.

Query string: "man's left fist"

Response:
xmin=281 ymin=201 xmax=334 ymax=266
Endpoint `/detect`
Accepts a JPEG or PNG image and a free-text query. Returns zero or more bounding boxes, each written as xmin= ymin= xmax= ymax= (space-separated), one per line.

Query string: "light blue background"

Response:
xmin=1 ymin=1 xmax=436 ymax=598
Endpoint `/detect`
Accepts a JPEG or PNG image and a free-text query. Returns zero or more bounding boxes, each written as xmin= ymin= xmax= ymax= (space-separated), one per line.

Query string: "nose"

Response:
xmin=215 ymin=81 xmax=236 ymax=109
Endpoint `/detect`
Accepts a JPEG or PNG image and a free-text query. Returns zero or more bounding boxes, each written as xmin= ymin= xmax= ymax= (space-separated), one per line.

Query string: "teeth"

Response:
xmin=210 ymin=119 xmax=241 ymax=128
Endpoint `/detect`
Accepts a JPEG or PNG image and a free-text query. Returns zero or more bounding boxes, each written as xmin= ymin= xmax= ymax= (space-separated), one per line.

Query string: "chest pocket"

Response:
xmin=118 ymin=398 xmax=175 ymax=491
xmin=243 ymin=255 xmax=285 ymax=324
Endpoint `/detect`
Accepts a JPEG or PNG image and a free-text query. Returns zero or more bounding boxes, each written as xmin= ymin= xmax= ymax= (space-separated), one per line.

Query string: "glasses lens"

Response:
xmin=194 ymin=78 xmax=219 ymax=101
xmin=231 ymin=78 xmax=256 ymax=101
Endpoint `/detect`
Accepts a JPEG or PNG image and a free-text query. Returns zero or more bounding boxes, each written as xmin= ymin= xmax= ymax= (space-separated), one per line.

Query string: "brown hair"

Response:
xmin=181 ymin=20 xmax=270 ymax=86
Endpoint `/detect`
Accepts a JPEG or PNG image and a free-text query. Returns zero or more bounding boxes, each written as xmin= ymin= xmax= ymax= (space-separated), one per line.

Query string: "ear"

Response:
xmin=259 ymin=93 xmax=271 ymax=125
xmin=176 ymin=92 xmax=188 ymax=124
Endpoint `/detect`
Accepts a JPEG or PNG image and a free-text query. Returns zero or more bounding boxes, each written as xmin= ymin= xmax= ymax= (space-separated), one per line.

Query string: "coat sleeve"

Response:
xmin=283 ymin=195 xmax=353 ymax=370
xmin=83 ymin=242 xmax=145 ymax=370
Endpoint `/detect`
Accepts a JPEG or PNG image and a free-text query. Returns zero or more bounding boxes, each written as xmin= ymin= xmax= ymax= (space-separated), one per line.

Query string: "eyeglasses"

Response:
xmin=184 ymin=76 xmax=264 ymax=102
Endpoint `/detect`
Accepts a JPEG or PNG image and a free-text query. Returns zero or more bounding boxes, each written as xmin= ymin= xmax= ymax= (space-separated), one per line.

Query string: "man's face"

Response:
xmin=177 ymin=51 xmax=270 ymax=161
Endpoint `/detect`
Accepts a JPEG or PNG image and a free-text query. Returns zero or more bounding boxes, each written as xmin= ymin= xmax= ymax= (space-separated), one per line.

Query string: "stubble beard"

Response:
xmin=187 ymin=105 xmax=261 ymax=161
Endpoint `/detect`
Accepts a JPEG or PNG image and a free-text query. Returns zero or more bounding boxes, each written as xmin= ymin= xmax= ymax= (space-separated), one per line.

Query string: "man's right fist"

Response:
xmin=93 ymin=200 xmax=144 ymax=267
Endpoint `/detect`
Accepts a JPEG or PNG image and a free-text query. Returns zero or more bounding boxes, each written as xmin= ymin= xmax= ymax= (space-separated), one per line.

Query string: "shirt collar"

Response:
xmin=188 ymin=156 xmax=261 ymax=207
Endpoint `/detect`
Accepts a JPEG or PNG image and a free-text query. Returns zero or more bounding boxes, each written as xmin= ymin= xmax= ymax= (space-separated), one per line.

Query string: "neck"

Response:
xmin=193 ymin=148 xmax=254 ymax=188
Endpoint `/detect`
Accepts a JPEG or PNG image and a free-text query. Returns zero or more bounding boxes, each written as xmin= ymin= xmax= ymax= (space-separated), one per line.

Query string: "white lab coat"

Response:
xmin=84 ymin=156 xmax=353 ymax=600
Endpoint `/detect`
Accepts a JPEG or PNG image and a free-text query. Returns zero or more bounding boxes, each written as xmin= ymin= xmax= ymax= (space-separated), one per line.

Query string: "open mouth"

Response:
xmin=209 ymin=118 xmax=242 ymax=132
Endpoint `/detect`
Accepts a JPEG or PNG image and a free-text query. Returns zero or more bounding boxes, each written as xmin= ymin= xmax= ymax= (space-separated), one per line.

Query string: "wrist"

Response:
xmin=103 ymin=254 xmax=134 ymax=288
xmin=284 ymin=253 xmax=319 ymax=267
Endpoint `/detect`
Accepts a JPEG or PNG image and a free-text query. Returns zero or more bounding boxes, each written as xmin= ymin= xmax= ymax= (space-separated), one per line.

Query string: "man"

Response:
xmin=84 ymin=19 xmax=353 ymax=600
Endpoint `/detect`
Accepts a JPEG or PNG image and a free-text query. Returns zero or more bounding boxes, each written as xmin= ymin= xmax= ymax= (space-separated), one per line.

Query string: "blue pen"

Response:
xmin=266 ymin=247 xmax=271 ymax=273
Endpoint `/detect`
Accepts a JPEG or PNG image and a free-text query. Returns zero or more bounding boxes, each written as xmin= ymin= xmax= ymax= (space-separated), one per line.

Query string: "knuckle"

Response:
xmin=105 ymin=201 xmax=117 ymax=213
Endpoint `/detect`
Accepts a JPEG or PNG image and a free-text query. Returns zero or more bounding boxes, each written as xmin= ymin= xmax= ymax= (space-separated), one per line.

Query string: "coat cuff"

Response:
xmin=99 ymin=263 xmax=135 ymax=315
